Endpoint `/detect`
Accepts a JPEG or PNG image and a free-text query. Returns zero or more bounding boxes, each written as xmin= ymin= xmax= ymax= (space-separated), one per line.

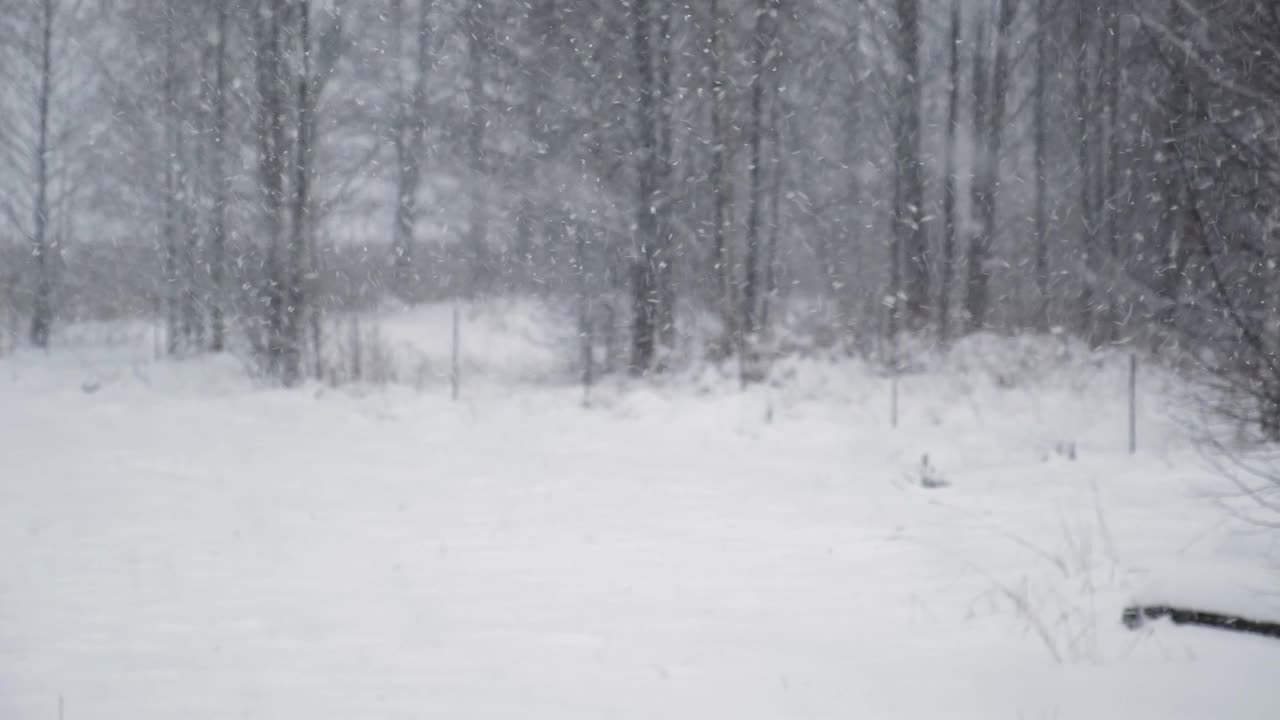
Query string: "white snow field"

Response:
xmin=3 ymin=311 xmax=1279 ymax=719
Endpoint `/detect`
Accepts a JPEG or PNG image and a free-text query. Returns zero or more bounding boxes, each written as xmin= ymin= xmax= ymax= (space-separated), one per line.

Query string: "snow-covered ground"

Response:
xmin=2 ymin=309 xmax=1279 ymax=719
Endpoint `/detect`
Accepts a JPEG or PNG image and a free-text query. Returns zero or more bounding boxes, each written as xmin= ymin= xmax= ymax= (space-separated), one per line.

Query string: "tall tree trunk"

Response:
xmin=709 ymin=0 xmax=737 ymax=358
xmin=630 ymin=0 xmax=659 ymax=373
xmin=837 ymin=10 xmax=861 ymax=342
xmin=895 ymin=0 xmax=927 ymax=330
xmin=654 ymin=0 xmax=676 ymax=356
xmin=28 ymin=0 xmax=55 ymax=349
xmin=179 ymin=85 xmax=202 ymax=349
xmin=743 ymin=0 xmax=777 ymax=339
xmin=761 ymin=37 xmax=785 ymax=331
xmin=282 ymin=0 xmax=312 ymax=386
xmin=964 ymin=14 xmax=988 ymax=332
xmin=390 ymin=0 xmax=432 ymax=302
xmin=464 ymin=0 xmax=490 ymax=297
xmin=256 ymin=0 xmax=289 ymax=375
xmin=1033 ymin=0 xmax=1050 ymax=332
xmin=164 ymin=12 xmax=181 ymax=356
xmin=183 ymin=136 xmax=203 ymax=348
xmin=1074 ymin=0 xmax=1101 ymax=345
xmin=1101 ymin=3 xmax=1122 ymax=341
xmin=209 ymin=1 xmax=229 ymax=352
xmin=1155 ymin=0 xmax=1191 ymax=335
xmin=966 ymin=0 xmax=1015 ymax=333
xmin=939 ymin=0 xmax=960 ymax=342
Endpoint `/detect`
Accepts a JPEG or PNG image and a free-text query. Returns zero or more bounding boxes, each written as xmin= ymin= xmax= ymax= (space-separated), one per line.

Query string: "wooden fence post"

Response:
xmin=1129 ymin=353 xmax=1137 ymax=454
xmin=451 ymin=302 xmax=460 ymax=401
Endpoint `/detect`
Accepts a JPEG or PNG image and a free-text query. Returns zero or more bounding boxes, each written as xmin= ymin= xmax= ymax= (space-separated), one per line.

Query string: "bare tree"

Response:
xmin=1139 ymin=1 xmax=1280 ymax=438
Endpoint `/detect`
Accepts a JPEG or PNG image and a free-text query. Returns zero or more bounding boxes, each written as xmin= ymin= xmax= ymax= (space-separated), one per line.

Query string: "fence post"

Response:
xmin=579 ymin=298 xmax=592 ymax=408
xmin=576 ymin=223 xmax=592 ymax=408
xmin=451 ymin=302 xmax=460 ymax=401
xmin=1128 ymin=353 xmax=1137 ymax=454
xmin=890 ymin=370 xmax=899 ymax=429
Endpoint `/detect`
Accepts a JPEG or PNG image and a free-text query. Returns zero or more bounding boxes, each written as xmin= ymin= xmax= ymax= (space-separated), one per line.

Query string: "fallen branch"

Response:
xmin=1123 ymin=604 xmax=1280 ymax=640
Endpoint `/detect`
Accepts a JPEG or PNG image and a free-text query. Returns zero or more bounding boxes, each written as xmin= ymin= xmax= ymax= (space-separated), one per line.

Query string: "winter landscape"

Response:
xmin=4 ymin=0 xmax=1280 ymax=718
xmin=3 ymin=310 xmax=1280 ymax=719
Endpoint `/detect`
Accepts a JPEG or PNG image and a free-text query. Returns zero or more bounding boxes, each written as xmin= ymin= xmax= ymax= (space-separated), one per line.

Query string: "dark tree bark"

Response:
xmin=895 ymin=0 xmax=928 ymax=330
xmin=1100 ymin=1 xmax=1123 ymax=341
xmin=743 ymin=0 xmax=778 ymax=339
xmin=1152 ymin=0 xmax=1193 ymax=335
xmin=654 ymin=0 xmax=676 ymax=356
xmin=630 ymin=0 xmax=660 ymax=373
xmin=163 ymin=10 xmax=181 ymax=356
xmin=1124 ymin=604 xmax=1280 ymax=640
xmin=1074 ymin=0 xmax=1102 ymax=345
xmin=965 ymin=0 xmax=1016 ymax=333
xmin=208 ymin=1 xmax=230 ymax=352
xmin=939 ymin=0 xmax=960 ymax=342
xmin=255 ymin=0 xmax=289 ymax=375
xmin=708 ymin=0 xmax=737 ymax=360
xmin=28 ymin=0 xmax=55 ymax=349
xmin=281 ymin=0 xmax=313 ymax=386
xmin=179 ymin=58 xmax=202 ymax=351
xmin=1033 ymin=0 xmax=1050 ymax=332
xmin=463 ymin=0 xmax=491 ymax=297
xmin=964 ymin=13 xmax=988 ymax=332
xmin=760 ymin=26 xmax=785 ymax=332
xmin=390 ymin=0 xmax=433 ymax=302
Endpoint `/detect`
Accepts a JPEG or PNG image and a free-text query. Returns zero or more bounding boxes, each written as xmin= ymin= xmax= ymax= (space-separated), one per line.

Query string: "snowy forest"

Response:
xmin=0 ymin=0 xmax=1275 ymax=393
xmin=4 ymin=1 xmax=1280 ymax=717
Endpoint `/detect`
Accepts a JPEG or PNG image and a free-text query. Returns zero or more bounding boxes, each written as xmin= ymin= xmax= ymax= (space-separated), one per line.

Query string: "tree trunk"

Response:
xmin=391 ymin=0 xmax=432 ymax=302
xmin=164 ymin=13 xmax=181 ymax=356
xmin=179 ymin=93 xmax=202 ymax=350
xmin=838 ymin=10 xmax=862 ymax=342
xmin=939 ymin=0 xmax=960 ymax=342
xmin=654 ymin=0 xmax=676 ymax=356
xmin=1101 ymin=3 xmax=1122 ymax=341
xmin=28 ymin=0 xmax=55 ymax=349
xmin=1075 ymin=0 xmax=1101 ymax=345
xmin=743 ymin=0 xmax=777 ymax=339
xmin=209 ymin=1 xmax=230 ymax=352
xmin=1033 ymin=0 xmax=1050 ymax=332
xmin=630 ymin=0 xmax=659 ymax=373
xmin=895 ymin=0 xmax=927 ymax=330
xmin=464 ymin=0 xmax=490 ymax=297
xmin=255 ymin=0 xmax=289 ymax=376
xmin=282 ymin=0 xmax=313 ymax=386
xmin=963 ymin=13 xmax=988 ymax=332
xmin=761 ymin=49 xmax=785 ymax=331
xmin=1155 ymin=0 xmax=1192 ymax=335
xmin=965 ymin=0 xmax=1015 ymax=333
xmin=709 ymin=0 xmax=737 ymax=359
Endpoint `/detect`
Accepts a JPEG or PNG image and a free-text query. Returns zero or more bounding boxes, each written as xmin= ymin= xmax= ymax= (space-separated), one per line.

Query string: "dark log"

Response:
xmin=1123 ymin=605 xmax=1280 ymax=640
